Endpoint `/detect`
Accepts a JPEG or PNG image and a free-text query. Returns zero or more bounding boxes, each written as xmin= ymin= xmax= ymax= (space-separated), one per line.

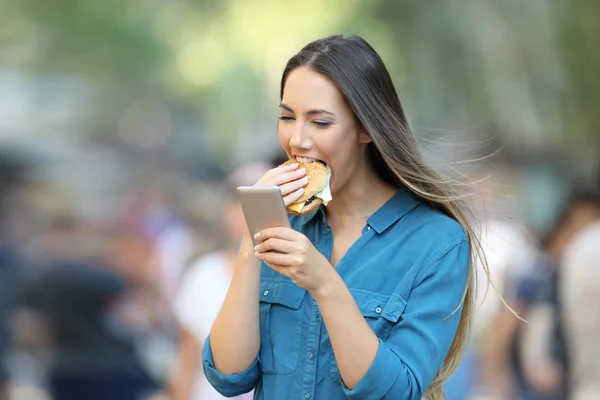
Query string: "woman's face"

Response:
xmin=278 ymin=67 xmax=371 ymax=195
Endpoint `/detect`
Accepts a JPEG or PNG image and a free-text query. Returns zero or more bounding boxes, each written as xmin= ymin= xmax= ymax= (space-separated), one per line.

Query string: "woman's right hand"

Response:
xmin=254 ymin=162 xmax=308 ymax=206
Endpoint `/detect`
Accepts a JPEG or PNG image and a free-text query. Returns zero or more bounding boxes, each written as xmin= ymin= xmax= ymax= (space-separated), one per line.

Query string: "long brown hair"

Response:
xmin=282 ymin=34 xmax=487 ymax=399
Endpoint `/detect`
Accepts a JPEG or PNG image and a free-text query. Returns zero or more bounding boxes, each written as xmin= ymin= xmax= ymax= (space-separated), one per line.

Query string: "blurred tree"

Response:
xmin=0 ymin=0 xmax=174 ymax=150
xmin=0 ymin=0 xmax=166 ymax=88
xmin=0 ymin=0 xmax=597 ymax=172
xmin=560 ymin=0 xmax=600 ymax=153
xmin=366 ymin=1 xmax=598 ymax=167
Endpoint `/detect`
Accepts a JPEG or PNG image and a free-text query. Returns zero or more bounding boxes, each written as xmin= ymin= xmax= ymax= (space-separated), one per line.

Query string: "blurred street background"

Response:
xmin=0 ymin=1 xmax=599 ymax=399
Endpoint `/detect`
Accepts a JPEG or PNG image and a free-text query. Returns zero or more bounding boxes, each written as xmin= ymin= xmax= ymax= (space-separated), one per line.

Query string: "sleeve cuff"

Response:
xmin=342 ymin=339 xmax=401 ymax=400
xmin=202 ymin=334 xmax=260 ymax=397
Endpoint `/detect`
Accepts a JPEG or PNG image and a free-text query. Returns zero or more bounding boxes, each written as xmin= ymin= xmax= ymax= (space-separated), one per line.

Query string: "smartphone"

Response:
xmin=236 ymin=186 xmax=291 ymax=247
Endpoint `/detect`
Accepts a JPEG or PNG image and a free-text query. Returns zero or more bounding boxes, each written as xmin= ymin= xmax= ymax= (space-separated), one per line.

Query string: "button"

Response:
xmin=375 ymin=306 xmax=382 ymax=314
xmin=263 ymin=290 xmax=269 ymax=296
xmin=367 ymin=226 xmax=371 ymax=230
xmin=308 ymin=352 xmax=314 ymax=359
xmin=305 ymin=394 xmax=311 ymax=399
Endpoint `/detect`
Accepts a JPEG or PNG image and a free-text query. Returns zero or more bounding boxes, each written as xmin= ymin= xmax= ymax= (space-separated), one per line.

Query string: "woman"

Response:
xmin=203 ymin=34 xmax=483 ymax=399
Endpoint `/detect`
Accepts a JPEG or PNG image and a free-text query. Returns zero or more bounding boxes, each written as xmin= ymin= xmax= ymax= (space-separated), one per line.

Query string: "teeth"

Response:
xmin=296 ymin=157 xmax=318 ymax=163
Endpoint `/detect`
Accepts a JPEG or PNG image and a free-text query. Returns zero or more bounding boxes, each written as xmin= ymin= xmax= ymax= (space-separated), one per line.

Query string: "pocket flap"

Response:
xmin=350 ymin=289 xmax=407 ymax=323
xmin=382 ymin=294 xmax=407 ymax=323
xmin=259 ymin=279 xmax=306 ymax=310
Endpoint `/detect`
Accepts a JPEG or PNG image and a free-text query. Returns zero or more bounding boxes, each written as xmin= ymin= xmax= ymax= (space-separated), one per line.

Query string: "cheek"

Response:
xmin=323 ymin=128 xmax=357 ymax=165
xmin=326 ymin=129 xmax=362 ymax=188
xmin=278 ymin=122 xmax=293 ymax=151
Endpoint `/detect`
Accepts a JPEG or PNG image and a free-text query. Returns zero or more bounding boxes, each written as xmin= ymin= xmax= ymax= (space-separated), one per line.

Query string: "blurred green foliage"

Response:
xmin=0 ymin=0 xmax=598 ymax=171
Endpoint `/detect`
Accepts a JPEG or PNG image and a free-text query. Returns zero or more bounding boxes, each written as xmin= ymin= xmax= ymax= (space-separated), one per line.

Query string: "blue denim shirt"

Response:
xmin=203 ymin=188 xmax=470 ymax=399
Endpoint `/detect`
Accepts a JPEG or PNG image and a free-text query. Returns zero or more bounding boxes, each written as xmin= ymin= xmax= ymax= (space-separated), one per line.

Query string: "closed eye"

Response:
xmin=312 ymin=121 xmax=332 ymax=128
xmin=278 ymin=116 xmax=295 ymax=121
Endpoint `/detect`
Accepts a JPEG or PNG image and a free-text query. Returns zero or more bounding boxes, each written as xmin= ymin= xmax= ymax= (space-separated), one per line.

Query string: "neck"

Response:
xmin=325 ymin=159 xmax=397 ymax=226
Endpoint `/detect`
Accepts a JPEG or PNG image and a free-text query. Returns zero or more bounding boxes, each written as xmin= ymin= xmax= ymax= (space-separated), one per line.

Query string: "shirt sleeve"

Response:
xmin=342 ymin=240 xmax=470 ymax=400
xmin=201 ymin=334 xmax=261 ymax=397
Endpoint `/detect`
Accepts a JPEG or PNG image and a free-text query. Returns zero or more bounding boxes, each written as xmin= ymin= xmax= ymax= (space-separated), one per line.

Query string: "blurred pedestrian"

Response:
xmin=480 ymin=184 xmax=600 ymax=400
xmin=0 ymin=146 xmax=37 ymax=397
xmin=20 ymin=261 xmax=160 ymax=400
xmin=519 ymin=186 xmax=600 ymax=398
xmin=560 ymin=219 xmax=600 ymax=400
xmin=167 ymin=162 xmax=271 ymax=400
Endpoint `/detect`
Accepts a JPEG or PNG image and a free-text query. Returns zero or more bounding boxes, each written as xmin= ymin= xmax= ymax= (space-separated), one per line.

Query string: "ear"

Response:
xmin=358 ymin=129 xmax=372 ymax=144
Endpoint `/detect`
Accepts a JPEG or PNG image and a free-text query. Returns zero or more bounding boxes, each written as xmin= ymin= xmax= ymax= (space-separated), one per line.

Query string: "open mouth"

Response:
xmin=294 ymin=156 xmax=326 ymax=166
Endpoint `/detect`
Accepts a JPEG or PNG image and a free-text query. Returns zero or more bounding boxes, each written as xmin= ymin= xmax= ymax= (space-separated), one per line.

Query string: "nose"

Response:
xmin=288 ymin=122 xmax=311 ymax=150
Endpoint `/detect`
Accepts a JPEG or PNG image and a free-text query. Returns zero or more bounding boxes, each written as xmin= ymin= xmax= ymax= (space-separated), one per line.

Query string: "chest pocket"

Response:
xmin=329 ymin=288 xmax=407 ymax=383
xmin=259 ymin=278 xmax=306 ymax=375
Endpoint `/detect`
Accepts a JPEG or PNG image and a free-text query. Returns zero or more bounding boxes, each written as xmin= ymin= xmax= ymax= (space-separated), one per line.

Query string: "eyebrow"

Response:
xmin=279 ymin=103 xmax=335 ymax=117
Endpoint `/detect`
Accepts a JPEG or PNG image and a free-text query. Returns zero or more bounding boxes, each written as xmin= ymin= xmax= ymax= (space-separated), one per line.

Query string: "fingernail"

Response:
xmin=254 ymin=233 xmax=260 ymax=239
xmin=290 ymin=163 xmax=299 ymax=168
xmin=298 ymin=168 xmax=306 ymax=174
xmin=254 ymin=245 xmax=259 ymax=251
xmin=298 ymin=188 xmax=304 ymax=193
xmin=254 ymin=251 xmax=260 ymax=257
xmin=300 ymin=177 xmax=309 ymax=183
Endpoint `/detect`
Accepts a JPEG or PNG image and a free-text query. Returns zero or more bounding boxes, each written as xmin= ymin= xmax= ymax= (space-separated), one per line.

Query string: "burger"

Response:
xmin=282 ymin=158 xmax=332 ymax=215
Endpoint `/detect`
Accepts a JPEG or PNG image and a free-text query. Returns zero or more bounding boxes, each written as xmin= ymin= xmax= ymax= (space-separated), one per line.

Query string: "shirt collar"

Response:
xmin=300 ymin=187 xmax=420 ymax=233
xmin=367 ymin=188 xmax=420 ymax=233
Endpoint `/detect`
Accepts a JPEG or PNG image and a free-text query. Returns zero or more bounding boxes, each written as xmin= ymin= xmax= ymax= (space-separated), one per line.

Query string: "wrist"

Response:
xmin=237 ymin=232 xmax=259 ymax=264
xmin=311 ymin=267 xmax=343 ymax=301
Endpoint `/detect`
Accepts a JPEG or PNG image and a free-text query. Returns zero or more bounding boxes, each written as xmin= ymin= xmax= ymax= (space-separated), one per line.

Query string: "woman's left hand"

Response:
xmin=254 ymin=227 xmax=334 ymax=293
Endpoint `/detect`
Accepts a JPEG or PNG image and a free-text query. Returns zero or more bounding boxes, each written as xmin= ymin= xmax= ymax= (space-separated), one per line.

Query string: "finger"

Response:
xmin=255 ymin=238 xmax=299 ymax=254
xmin=256 ymin=251 xmax=297 ymax=267
xmin=282 ymin=187 xmax=305 ymax=206
xmin=279 ymin=176 xmax=309 ymax=196
xmin=269 ymin=168 xmax=306 ymax=186
xmin=255 ymin=227 xmax=301 ymax=242
xmin=273 ymin=162 xmax=299 ymax=173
